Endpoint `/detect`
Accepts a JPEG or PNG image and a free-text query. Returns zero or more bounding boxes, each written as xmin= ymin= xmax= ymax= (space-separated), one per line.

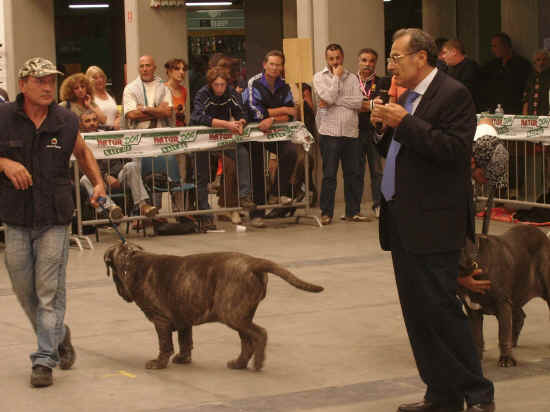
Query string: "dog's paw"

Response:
xmin=227 ymin=359 xmax=248 ymax=370
xmin=498 ymin=355 xmax=517 ymax=367
xmin=172 ymin=353 xmax=192 ymax=364
xmin=146 ymin=359 xmax=169 ymax=369
xmin=253 ymin=357 xmax=264 ymax=371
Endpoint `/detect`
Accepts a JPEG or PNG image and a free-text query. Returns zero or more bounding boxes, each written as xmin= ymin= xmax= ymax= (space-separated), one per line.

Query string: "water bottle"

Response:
xmin=494 ymin=104 xmax=504 ymax=115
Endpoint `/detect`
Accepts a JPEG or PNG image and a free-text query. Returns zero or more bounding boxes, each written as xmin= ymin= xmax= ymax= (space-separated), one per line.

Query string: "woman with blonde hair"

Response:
xmin=86 ymin=65 xmax=120 ymax=129
xmin=59 ymin=73 xmax=106 ymax=124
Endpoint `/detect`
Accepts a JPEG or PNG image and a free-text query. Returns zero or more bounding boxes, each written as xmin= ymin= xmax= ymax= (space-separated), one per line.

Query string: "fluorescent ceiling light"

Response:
xmin=69 ymin=3 xmax=110 ymax=9
xmin=186 ymin=2 xmax=233 ymax=6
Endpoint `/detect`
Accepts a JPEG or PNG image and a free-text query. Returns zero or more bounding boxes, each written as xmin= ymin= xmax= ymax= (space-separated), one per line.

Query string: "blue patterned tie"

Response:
xmin=380 ymin=91 xmax=420 ymax=201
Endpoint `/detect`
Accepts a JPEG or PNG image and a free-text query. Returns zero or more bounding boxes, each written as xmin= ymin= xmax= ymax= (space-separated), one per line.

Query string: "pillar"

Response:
xmin=298 ymin=0 xmax=385 ymax=206
xmin=124 ymin=0 xmax=189 ymax=84
xmin=501 ymin=0 xmax=539 ymax=61
xmin=422 ymin=0 xmax=457 ymax=41
xmin=2 ymin=0 xmax=56 ymax=100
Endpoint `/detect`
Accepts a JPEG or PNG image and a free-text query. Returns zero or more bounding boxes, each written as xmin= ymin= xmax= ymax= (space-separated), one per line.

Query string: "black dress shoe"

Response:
xmin=398 ymin=400 xmax=464 ymax=412
xmin=466 ymin=402 xmax=495 ymax=412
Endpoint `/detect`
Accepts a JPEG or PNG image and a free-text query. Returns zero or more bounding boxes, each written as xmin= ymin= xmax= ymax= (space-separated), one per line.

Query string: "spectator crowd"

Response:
xmin=0 ymin=26 xmax=532 ymax=410
xmin=0 ymin=30 xmax=544 ymax=230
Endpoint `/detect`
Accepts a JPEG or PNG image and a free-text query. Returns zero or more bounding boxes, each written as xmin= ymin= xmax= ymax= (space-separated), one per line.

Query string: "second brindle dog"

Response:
xmin=104 ymin=242 xmax=323 ymax=371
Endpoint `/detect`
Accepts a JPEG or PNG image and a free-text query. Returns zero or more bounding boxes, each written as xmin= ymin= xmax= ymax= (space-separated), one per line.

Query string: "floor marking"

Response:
xmin=102 ymin=370 xmax=136 ymax=379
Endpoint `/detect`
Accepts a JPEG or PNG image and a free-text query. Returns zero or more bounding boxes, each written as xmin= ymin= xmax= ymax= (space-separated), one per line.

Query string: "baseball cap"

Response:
xmin=18 ymin=57 xmax=63 ymax=79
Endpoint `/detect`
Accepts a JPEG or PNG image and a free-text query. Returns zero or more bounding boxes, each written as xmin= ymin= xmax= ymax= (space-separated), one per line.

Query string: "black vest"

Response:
xmin=0 ymin=94 xmax=79 ymax=228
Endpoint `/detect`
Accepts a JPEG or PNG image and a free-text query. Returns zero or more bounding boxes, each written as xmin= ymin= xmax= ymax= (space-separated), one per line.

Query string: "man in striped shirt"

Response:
xmin=313 ymin=43 xmax=369 ymax=225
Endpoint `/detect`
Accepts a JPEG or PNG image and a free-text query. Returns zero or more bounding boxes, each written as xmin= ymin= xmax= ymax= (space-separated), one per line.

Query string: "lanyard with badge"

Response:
xmin=358 ymin=72 xmax=376 ymax=99
xmin=142 ymin=81 xmax=158 ymax=128
xmin=142 ymin=82 xmax=150 ymax=107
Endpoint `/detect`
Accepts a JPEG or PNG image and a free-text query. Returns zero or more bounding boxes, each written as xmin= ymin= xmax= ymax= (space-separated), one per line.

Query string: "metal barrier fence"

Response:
xmin=476 ymin=115 xmax=550 ymax=212
xmin=71 ymin=122 xmax=320 ymax=245
xmin=476 ymin=139 xmax=550 ymax=209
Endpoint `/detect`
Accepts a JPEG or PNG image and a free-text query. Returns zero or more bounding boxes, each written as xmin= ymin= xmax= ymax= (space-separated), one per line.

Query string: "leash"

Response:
xmin=481 ymin=185 xmax=495 ymax=235
xmin=462 ymin=184 xmax=513 ymax=308
xmin=97 ymin=197 xmax=127 ymax=244
xmin=470 ymin=185 xmax=496 ymax=265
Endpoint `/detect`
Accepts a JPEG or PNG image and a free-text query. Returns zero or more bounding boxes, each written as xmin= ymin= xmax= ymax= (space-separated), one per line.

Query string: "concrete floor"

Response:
xmin=1 ymin=205 xmax=550 ymax=412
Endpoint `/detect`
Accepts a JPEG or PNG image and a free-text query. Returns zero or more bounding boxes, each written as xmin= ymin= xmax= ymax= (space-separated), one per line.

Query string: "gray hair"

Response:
xmin=393 ymin=28 xmax=438 ymax=67
xmin=534 ymin=49 xmax=550 ymax=71
xmin=534 ymin=49 xmax=550 ymax=59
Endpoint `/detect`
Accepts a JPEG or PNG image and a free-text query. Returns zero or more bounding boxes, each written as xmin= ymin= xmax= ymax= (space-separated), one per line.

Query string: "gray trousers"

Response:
xmin=80 ymin=161 xmax=149 ymax=210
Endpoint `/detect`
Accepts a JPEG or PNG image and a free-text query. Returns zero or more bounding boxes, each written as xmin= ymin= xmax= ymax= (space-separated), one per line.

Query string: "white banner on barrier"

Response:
xmin=477 ymin=114 xmax=550 ymax=143
xmin=81 ymin=121 xmax=314 ymax=159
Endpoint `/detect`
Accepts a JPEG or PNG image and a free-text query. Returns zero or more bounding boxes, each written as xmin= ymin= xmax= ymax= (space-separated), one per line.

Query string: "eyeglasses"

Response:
xmin=386 ymin=51 xmax=418 ymax=65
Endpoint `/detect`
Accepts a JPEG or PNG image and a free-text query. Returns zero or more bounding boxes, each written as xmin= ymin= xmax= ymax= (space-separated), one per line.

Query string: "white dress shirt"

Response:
xmin=313 ymin=66 xmax=364 ymax=138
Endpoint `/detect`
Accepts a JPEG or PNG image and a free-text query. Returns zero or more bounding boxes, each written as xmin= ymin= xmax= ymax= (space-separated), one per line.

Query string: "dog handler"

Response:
xmin=459 ymin=118 xmax=509 ymax=293
xmin=0 ymin=58 xmax=106 ymax=387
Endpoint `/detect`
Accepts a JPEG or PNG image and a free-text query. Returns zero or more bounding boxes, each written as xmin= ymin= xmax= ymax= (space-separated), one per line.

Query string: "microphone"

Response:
xmin=375 ymin=89 xmax=389 ymax=133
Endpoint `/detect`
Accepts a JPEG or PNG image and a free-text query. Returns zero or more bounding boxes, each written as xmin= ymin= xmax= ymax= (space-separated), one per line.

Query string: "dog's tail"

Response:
xmin=251 ymin=258 xmax=324 ymax=293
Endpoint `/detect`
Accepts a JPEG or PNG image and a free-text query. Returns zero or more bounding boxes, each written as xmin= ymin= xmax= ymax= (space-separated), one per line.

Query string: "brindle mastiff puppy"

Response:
xmin=459 ymin=225 xmax=550 ymax=367
xmin=104 ymin=242 xmax=323 ymax=371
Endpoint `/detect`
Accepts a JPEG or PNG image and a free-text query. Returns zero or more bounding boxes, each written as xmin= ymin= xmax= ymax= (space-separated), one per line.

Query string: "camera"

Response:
xmin=176 ymin=104 xmax=185 ymax=123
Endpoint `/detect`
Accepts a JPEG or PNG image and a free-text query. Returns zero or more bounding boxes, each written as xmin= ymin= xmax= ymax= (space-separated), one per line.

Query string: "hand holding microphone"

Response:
xmin=371 ymin=96 xmax=410 ymax=129
xmin=374 ymin=89 xmax=389 ymax=132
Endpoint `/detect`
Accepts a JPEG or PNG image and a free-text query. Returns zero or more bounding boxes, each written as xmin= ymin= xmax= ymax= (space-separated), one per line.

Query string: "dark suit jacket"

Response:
xmin=479 ymin=54 xmax=532 ymax=114
xmin=447 ymin=57 xmax=480 ymax=111
xmin=378 ymin=70 xmax=476 ymax=254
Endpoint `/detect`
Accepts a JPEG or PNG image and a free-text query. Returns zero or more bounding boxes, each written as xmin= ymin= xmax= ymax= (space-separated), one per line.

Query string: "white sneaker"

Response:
xmin=231 ymin=211 xmax=242 ymax=225
xmin=279 ymin=196 xmax=293 ymax=205
xmin=250 ymin=217 xmax=266 ymax=228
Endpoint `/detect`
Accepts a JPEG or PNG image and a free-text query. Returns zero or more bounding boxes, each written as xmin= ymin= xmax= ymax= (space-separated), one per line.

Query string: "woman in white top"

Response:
xmin=86 ymin=65 xmax=120 ymax=129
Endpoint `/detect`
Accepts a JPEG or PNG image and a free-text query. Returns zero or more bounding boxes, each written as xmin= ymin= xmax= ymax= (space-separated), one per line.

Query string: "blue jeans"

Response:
xmin=223 ymin=144 xmax=251 ymax=198
xmin=4 ymin=225 xmax=70 ymax=368
xmin=358 ymin=128 xmax=383 ymax=209
xmin=319 ymin=135 xmax=362 ymax=218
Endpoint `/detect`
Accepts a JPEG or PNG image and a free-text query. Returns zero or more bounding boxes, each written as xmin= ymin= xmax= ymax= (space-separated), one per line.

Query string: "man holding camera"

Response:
xmin=356 ymin=48 xmax=390 ymax=219
xmin=313 ymin=44 xmax=370 ymax=225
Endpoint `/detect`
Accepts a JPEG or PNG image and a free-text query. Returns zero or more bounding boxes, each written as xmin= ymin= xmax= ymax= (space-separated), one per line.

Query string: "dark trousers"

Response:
xmin=249 ymin=141 xmax=298 ymax=218
xmin=319 ymin=135 xmax=361 ymax=218
xmin=386 ymin=203 xmax=494 ymax=408
xmin=357 ymin=128 xmax=382 ymax=209
xmin=195 ymin=151 xmax=211 ymax=210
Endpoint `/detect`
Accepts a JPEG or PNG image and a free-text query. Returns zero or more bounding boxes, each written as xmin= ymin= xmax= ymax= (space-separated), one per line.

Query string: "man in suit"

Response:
xmin=371 ymin=29 xmax=495 ymax=412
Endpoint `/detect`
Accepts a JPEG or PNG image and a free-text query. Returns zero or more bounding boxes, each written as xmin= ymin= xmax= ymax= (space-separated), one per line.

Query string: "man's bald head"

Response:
xmin=139 ymin=55 xmax=156 ymax=82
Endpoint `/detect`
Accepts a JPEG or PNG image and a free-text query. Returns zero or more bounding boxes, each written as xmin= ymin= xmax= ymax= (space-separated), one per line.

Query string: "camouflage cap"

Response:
xmin=18 ymin=57 xmax=63 ymax=79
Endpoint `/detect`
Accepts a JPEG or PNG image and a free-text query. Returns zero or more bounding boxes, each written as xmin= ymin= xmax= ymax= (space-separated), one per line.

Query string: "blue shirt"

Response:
xmin=242 ymin=73 xmax=294 ymax=122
